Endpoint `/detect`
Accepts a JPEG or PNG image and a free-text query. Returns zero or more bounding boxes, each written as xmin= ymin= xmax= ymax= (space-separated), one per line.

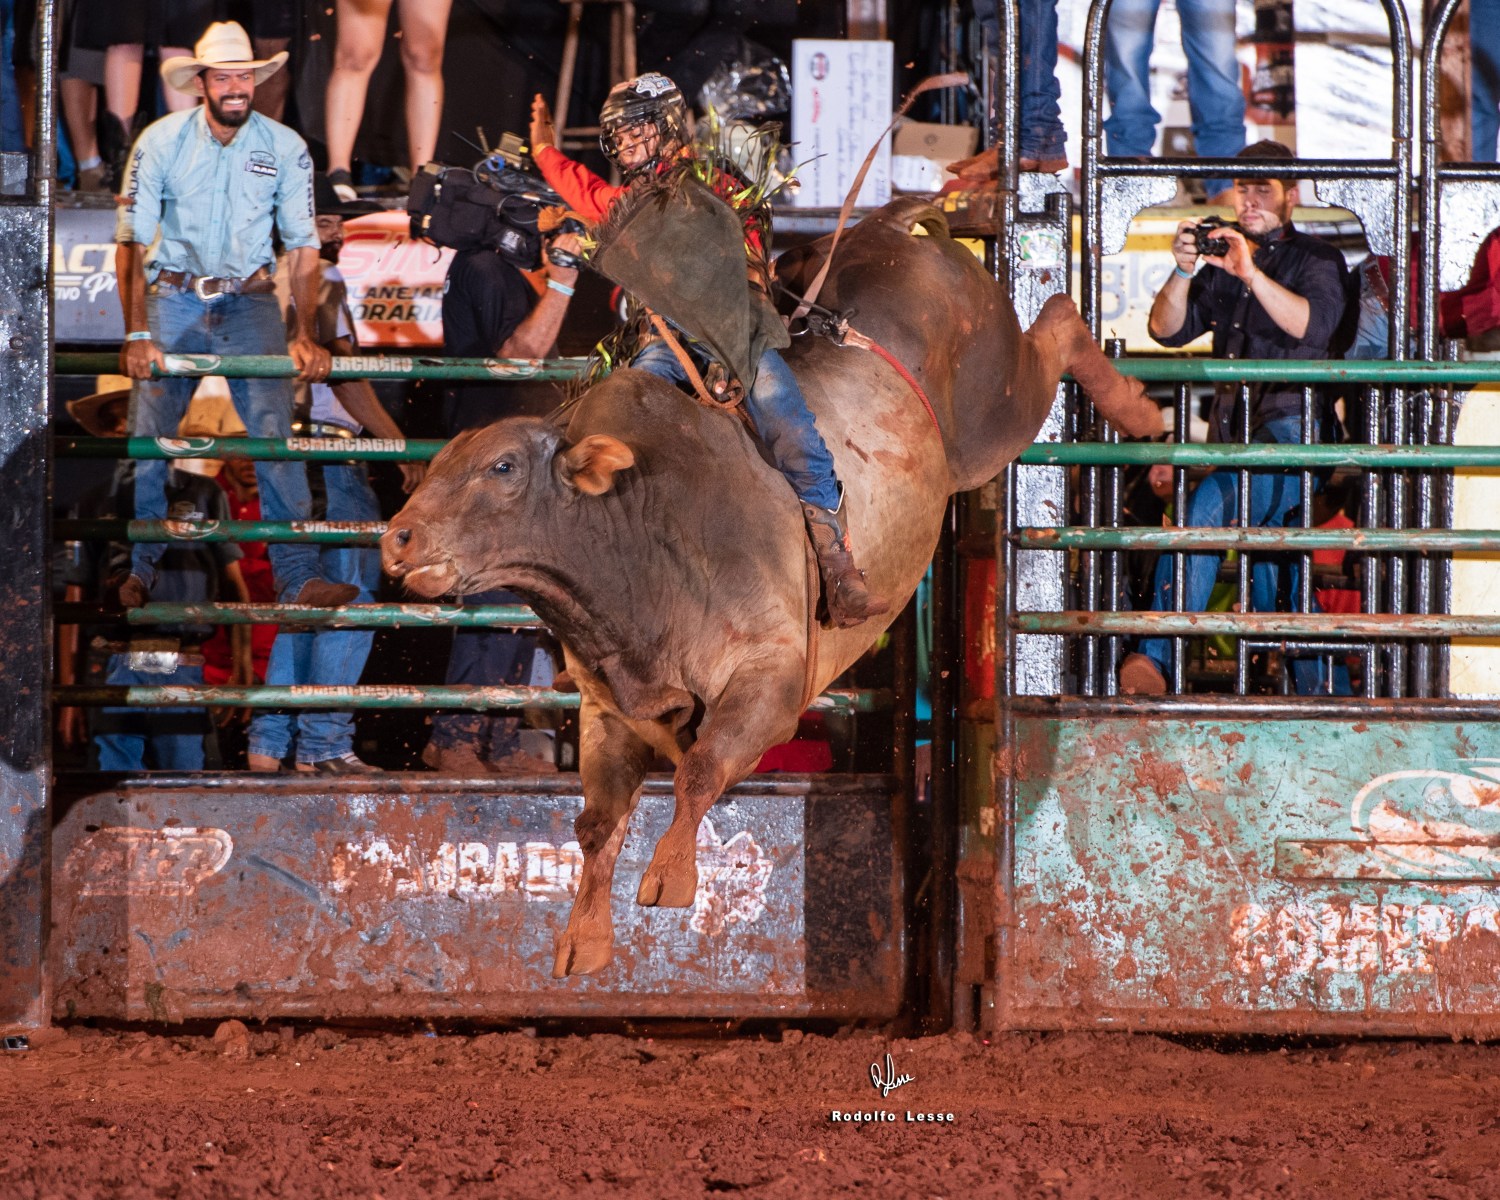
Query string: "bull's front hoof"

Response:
xmin=552 ymin=929 xmax=615 ymax=978
xmin=636 ymin=863 xmax=698 ymax=908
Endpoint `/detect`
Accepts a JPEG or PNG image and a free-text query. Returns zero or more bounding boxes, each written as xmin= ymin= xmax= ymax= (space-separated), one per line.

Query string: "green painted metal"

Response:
xmin=1017 ymin=443 xmax=1500 ymax=467
xmin=55 ymin=602 xmax=546 ymax=628
xmin=1019 ymin=527 xmax=1500 ymax=551
xmin=1000 ymin=717 xmax=1500 ymax=1036
xmin=1098 ymin=358 xmax=1500 ymax=384
xmin=1016 ymin=612 xmax=1500 ymax=637
xmin=55 ymin=351 xmax=589 ymax=382
xmin=55 ymin=684 xmax=889 ymax=713
xmin=58 ymin=435 xmax=442 ymax=461
xmin=58 ymin=518 xmax=385 ymax=544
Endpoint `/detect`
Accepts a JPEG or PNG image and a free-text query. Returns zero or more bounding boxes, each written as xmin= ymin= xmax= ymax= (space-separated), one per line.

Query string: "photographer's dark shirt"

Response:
xmin=1154 ymin=222 xmax=1349 ymax=442
xmin=441 ymin=248 xmax=538 ymax=435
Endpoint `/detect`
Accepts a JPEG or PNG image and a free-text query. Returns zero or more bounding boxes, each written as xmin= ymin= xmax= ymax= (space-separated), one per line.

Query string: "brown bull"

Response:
xmin=381 ymin=197 xmax=1157 ymax=977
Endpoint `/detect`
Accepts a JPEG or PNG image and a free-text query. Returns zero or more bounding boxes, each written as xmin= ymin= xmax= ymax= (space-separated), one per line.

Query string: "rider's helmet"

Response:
xmin=599 ymin=72 xmax=690 ymax=177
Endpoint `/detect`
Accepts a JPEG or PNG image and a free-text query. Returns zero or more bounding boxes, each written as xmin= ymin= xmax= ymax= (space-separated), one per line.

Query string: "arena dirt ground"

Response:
xmin=1 ymin=1024 xmax=1497 ymax=1198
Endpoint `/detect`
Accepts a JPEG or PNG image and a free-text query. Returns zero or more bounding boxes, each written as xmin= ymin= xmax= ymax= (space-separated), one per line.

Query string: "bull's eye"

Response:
xmin=490 ymin=459 xmax=514 ymax=476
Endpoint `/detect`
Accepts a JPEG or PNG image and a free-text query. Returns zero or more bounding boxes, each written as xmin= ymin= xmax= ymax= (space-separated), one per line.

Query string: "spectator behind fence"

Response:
xmin=246 ymin=173 xmax=424 ymax=775
xmin=1119 ymin=140 xmax=1351 ymax=697
xmin=58 ymin=384 xmax=251 ymax=771
xmin=1104 ymin=0 xmax=1245 ymax=203
xmin=322 ymin=0 xmax=453 ymax=201
xmin=1475 ymin=0 xmax=1500 ymax=162
xmin=112 ymin=21 xmax=357 ymax=615
xmin=420 ymin=195 xmax=583 ymax=777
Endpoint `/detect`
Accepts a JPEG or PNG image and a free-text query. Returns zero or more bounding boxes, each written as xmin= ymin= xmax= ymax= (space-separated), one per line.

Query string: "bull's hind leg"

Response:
xmin=553 ymin=700 xmax=654 ymax=977
xmin=637 ymin=668 xmax=802 ymax=908
xmin=1028 ymin=294 xmax=1162 ymax=438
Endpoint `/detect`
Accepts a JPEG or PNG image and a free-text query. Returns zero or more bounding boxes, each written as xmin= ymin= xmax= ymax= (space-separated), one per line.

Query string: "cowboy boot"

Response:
xmin=801 ymin=489 xmax=891 ymax=629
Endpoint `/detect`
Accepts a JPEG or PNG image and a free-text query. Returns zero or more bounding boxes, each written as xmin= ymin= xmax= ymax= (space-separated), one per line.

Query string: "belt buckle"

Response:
xmin=127 ymin=649 xmax=182 ymax=674
xmin=193 ymin=275 xmax=226 ymax=302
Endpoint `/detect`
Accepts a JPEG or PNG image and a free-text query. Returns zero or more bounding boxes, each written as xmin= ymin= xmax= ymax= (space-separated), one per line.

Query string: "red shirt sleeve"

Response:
xmin=535 ymin=145 xmax=625 ymax=224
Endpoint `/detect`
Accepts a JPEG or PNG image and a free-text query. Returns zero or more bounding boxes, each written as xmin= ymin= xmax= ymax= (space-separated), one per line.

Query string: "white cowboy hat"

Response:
xmin=161 ymin=21 xmax=289 ymax=96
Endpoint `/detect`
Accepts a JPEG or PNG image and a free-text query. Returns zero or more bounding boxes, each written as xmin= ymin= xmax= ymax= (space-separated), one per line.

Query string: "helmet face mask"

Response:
xmin=599 ymin=73 xmax=689 ymax=176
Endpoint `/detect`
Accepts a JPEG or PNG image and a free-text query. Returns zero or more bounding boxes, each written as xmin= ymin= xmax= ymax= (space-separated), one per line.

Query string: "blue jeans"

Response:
xmin=1474 ymin=0 xmax=1500 ymax=162
xmin=130 ymin=286 xmax=322 ymax=602
xmin=428 ymin=588 xmax=536 ymax=761
xmin=247 ymin=463 xmax=381 ymax=764
xmin=976 ymin=0 xmax=1066 ymax=161
xmin=0 ymin=0 xmax=23 ymax=155
xmin=95 ymin=656 xmax=208 ymax=770
xmin=1138 ymin=416 xmax=1350 ymax=696
xmin=1104 ymin=0 xmax=1245 ymax=197
xmin=633 ymin=341 xmax=842 ymax=510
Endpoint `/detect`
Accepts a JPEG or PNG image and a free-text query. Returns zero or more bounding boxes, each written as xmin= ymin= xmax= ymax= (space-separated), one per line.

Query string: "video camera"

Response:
xmin=1192 ymin=215 xmax=1257 ymax=259
xmin=408 ymin=131 xmax=587 ymax=271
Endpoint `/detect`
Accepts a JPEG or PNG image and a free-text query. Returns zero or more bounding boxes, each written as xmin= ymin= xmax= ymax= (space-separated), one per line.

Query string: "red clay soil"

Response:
xmin=1 ymin=1025 xmax=1496 ymax=1199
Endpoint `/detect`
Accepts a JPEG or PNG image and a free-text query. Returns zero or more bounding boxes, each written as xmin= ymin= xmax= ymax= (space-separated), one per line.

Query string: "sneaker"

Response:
xmin=295 ymin=752 xmax=382 ymax=775
xmin=1119 ymin=653 xmax=1168 ymax=696
xmin=327 ymin=168 xmax=357 ymax=203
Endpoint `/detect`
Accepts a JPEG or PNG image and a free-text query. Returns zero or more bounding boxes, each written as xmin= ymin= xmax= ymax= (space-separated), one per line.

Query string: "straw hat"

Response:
xmin=66 ymin=374 xmax=133 ymax=437
xmin=161 ymin=22 xmax=289 ymax=96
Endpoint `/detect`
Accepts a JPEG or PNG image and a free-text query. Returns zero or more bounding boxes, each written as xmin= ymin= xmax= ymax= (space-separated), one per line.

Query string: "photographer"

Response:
xmin=422 ymin=202 xmax=582 ymax=775
xmin=1120 ymin=140 xmax=1351 ymax=697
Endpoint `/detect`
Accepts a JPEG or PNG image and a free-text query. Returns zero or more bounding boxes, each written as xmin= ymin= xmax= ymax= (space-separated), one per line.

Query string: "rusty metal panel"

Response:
xmin=52 ymin=774 xmax=901 ymax=1023
xmin=997 ymin=716 xmax=1500 ymax=1037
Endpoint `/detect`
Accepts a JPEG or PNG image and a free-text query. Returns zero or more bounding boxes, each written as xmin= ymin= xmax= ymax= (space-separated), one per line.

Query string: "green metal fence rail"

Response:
xmin=1018 ymin=527 xmax=1500 ymax=552
xmin=55 ymin=352 xmax=590 ymax=382
xmin=1014 ymin=613 xmax=1500 ymax=638
xmin=54 ymin=351 xmax=1500 ymax=386
xmin=53 ymin=602 xmax=546 ymax=628
xmin=55 ymin=684 xmax=891 ymax=713
xmin=58 ymin=519 xmax=386 ymax=544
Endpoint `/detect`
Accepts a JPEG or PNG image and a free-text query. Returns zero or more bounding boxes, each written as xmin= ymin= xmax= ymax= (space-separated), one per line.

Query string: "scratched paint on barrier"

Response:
xmin=1002 ymin=719 xmax=1500 ymax=1036
xmin=47 ymin=777 xmax=902 ymax=1022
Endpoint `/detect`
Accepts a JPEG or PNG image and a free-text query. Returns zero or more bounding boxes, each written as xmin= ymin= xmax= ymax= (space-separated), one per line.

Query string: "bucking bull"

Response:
xmin=381 ymin=197 xmax=1158 ymax=977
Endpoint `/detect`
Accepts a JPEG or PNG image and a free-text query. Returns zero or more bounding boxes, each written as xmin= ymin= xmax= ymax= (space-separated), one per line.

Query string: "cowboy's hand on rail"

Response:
xmin=121 ymin=336 xmax=166 ymax=381
xmin=290 ymin=334 xmax=332 ymax=383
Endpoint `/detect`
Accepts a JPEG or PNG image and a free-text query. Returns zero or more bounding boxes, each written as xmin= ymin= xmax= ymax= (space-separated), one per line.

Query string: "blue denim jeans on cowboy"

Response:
xmin=1103 ymin=0 xmax=1246 ymax=198
xmin=246 ymin=462 xmax=382 ymax=766
xmin=975 ymin=0 xmax=1067 ymax=166
xmin=1136 ymin=414 xmax=1350 ymax=696
xmin=632 ymin=340 xmax=842 ymax=510
xmin=129 ymin=285 xmax=323 ymax=602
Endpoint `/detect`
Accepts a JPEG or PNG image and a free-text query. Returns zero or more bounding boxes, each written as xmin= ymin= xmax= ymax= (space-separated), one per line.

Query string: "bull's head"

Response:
xmin=381 ymin=417 xmax=636 ymax=598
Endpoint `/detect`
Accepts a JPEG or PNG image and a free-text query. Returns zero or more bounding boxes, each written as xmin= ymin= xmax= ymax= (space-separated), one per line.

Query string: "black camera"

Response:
xmin=409 ymin=131 xmax=582 ymax=271
xmin=1192 ymin=215 xmax=1253 ymax=258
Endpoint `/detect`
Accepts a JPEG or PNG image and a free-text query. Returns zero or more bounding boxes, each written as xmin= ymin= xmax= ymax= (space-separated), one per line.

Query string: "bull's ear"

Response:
xmin=559 ymin=434 xmax=635 ymax=496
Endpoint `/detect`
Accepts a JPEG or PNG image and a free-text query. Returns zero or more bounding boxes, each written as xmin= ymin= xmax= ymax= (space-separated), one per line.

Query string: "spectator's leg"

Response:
xmin=147 ymin=662 xmax=207 ymax=770
xmin=101 ymin=42 xmax=141 ymax=127
xmin=741 ymin=348 xmax=842 ymax=511
xmin=0 ymin=0 xmax=25 ymax=153
xmin=250 ymin=40 xmax=291 ymax=122
xmin=1136 ymin=469 xmax=1236 ymax=675
xmin=128 ymin=288 xmax=205 ymax=592
xmin=218 ymin=294 xmax=321 ymax=602
xmin=395 ymin=0 xmax=452 ymax=171
xmin=1102 ymin=0 xmax=1164 ymax=159
xmin=295 ymin=464 xmax=380 ymax=765
xmin=1473 ymin=0 xmax=1500 ymax=162
xmin=323 ymin=0 xmax=395 ymax=177
xmin=158 ymin=47 xmax=196 ymax=114
xmin=427 ymin=589 xmax=533 ymax=769
xmin=247 ymin=630 xmax=308 ymax=767
xmin=93 ymin=654 xmax=147 ymax=771
xmin=1019 ymin=0 xmax=1066 ymax=166
xmin=1177 ymin=0 xmax=1246 ymax=198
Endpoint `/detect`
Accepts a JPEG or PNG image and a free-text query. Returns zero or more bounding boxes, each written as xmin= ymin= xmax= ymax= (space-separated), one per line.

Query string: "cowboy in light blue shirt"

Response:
xmin=112 ymin=22 xmax=356 ymax=611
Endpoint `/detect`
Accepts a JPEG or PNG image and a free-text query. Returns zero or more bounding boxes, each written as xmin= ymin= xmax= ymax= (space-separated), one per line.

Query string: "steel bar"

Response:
xmin=1105 ymin=361 xmax=1500 ymax=384
xmin=59 ymin=519 xmax=386 ymax=544
xmin=55 ymin=602 xmax=546 ymax=628
xmin=58 ymin=436 xmax=441 ymax=461
xmin=1017 ymin=443 xmax=1500 ymax=467
xmin=1018 ymin=527 xmax=1500 ymax=551
xmin=56 ymin=685 xmax=891 ymax=713
xmin=55 ymin=352 xmax=589 ymax=382
xmin=1015 ymin=612 xmax=1500 ymax=638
